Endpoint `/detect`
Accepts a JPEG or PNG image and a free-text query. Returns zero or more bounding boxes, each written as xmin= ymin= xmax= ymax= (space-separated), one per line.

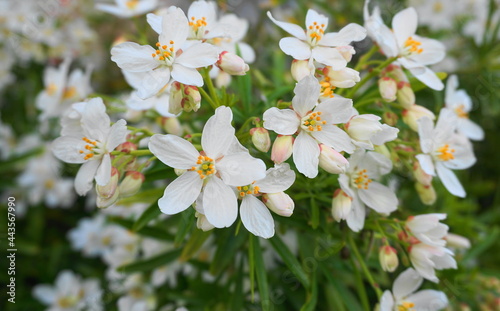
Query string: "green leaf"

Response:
xmin=463 ymin=226 xmax=500 ymax=263
xmin=300 ymin=270 xmax=317 ymax=311
xmin=132 ymin=202 xmax=161 ymax=232
xmin=180 ymin=228 xmax=211 ymax=262
xmin=174 ymin=208 xmax=195 ymax=246
xmin=249 ymin=235 xmax=271 ymax=310
xmin=269 ymin=234 xmax=310 ymax=289
xmin=117 ymin=249 xmax=182 ymax=273
xmin=210 ymin=228 xmax=247 ymax=275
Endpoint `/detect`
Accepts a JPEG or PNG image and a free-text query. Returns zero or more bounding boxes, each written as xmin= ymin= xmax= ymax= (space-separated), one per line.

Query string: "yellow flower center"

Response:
xmin=436 ymin=144 xmax=455 ymax=161
xmin=57 ymin=296 xmax=77 ymax=308
xmin=404 ymin=36 xmax=423 ymax=54
xmin=301 ymin=111 xmax=327 ymax=132
xmin=126 ymin=0 xmax=139 ymax=9
xmin=433 ymin=2 xmax=443 ymax=13
xmin=398 ymin=301 xmax=415 ymax=311
xmin=320 ymin=77 xmax=336 ymax=98
xmin=352 ymin=169 xmax=372 ymax=190
xmin=62 ymin=86 xmax=77 ymax=100
xmin=307 ymin=21 xmax=325 ymax=45
xmin=79 ymin=137 xmax=100 ymax=160
xmin=47 ymin=83 xmax=58 ymax=96
xmin=237 ymin=182 xmax=260 ymax=198
xmin=189 ymin=16 xmax=208 ymax=39
xmin=454 ymin=104 xmax=469 ymax=118
xmin=151 ymin=40 xmax=176 ymax=64
xmin=190 ymin=155 xmax=215 ymax=179
xmin=45 ymin=179 xmax=55 ymax=190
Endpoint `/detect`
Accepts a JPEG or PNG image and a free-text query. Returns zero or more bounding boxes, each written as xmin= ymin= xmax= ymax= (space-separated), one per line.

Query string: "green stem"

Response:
xmin=236 ymin=117 xmax=258 ymax=136
xmin=354 ymin=44 xmax=379 ymax=71
xmin=202 ymin=68 xmax=221 ymax=108
xmin=348 ymin=233 xmax=383 ymax=299
xmin=111 ymin=149 xmax=153 ymax=156
xmin=350 ymin=256 xmax=370 ymax=311
xmin=137 ymin=156 xmax=157 ymax=171
xmin=199 ymin=86 xmax=218 ymax=110
xmin=346 ymin=56 xmax=399 ymax=99
xmin=127 ymin=126 xmax=154 ymax=137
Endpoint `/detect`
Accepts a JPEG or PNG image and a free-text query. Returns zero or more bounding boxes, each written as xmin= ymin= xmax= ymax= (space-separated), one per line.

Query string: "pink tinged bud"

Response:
xmin=378 ymin=77 xmax=397 ymax=102
xmin=96 ymin=167 xmax=119 ymax=199
xmin=415 ymin=182 xmax=437 ymax=205
xmin=396 ymin=81 xmax=415 ymax=109
xmin=262 ymin=192 xmax=294 ymax=217
xmin=183 ymin=85 xmax=201 ymax=113
xmin=116 ymin=142 xmax=138 ymax=153
xmin=217 ymin=51 xmax=249 ymax=76
xmin=382 ymin=111 xmax=398 ymax=126
xmin=331 ymin=189 xmax=352 ymax=222
xmin=250 ymin=127 xmax=271 ymax=152
xmin=291 ymin=59 xmax=313 ymax=82
xmin=379 ymin=245 xmax=399 ymax=272
xmin=271 ymin=135 xmax=294 ymax=164
xmin=162 ymin=117 xmax=182 ymax=136
xmin=118 ymin=171 xmax=145 ymax=198
xmin=384 ymin=64 xmax=407 ymax=82
xmin=402 ymin=105 xmax=435 ymax=132
xmin=335 ymin=46 xmax=355 ymax=62
xmin=96 ymin=189 xmax=120 ymax=208
xmin=318 ymin=144 xmax=349 ymax=174
xmin=413 ymin=161 xmax=432 ymax=186
xmin=445 ymin=233 xmax=471 ymax=249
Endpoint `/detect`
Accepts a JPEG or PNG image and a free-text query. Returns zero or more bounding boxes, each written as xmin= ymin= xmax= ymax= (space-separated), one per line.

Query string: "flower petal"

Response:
xmin=202 ymin=177 xmax=238 ymax=228
xmin=146 ymin=13 xmax=162 ymax=34
xmin=311 ymin=46 xmax=346 ymax=70
xmin=267 ymin=11 xmax=307 ymax=40
xmin=201 ymin=106 xmax=235 ymax=159
xmin=171 ymin=64 xmax=203 ymax=86
xmin=408 ymin=66 xmax=444 ymax=91
xmin=416 ymin=154 xmax=436 ymax=176
xmin=378 ymin=290 xmax=394 ymax=311
xmin=407 ymin=290 xmax=448 ymax=311
xmin=408 ymin=37 xmax=445 ymax=66
xmin=346 ymin=196 xmax=366 ymax=232
xmin=95 ymin=153 xmax=111 ymax=186
xmin=111 ymin=42 xmax=158 ymax=72
xmin=417 ymin=116 xmax=434 ymax=153
xmin=217 ymin=152 xmax=266 ymax=186
xmin=75 ymin=160 xmax=100 ymax=195
xmin=52 ymin=136 xmax=86 ymax=164
xmin=106 ymin=119 xmax=128 ymax=151
xmin=240 ymin=195 xmax=275 ymax=239
xmin=81 ymin=97 xmax=110 ymax=141
xmin=315 ymin=96 xmax=353 ymax=124
xmin=435 ymin=162 xmax=465 ymax=198
xmin=320 ymin=23 xmax=367 ymax=46
xmin=32 ymin=285 xmax=56 ymax=305
xmin=292 ymin=75 xmax=321 ymax=116
xmin=393 ymin=268 xmax=423 ymax=301
xmin=159 ymin=7 xmax=189 ymax=49
xmin=460 ymin=118 xmax=484 ymax=141
xmin=255 ymin=163 xmax=296 ymax=193
xmin=149 ymin=134 xmax=199 ymax=169
xmin=263 ymin=107 xmax=300 ymax=135
xmin=158 ymin=171 xmax=202 ymax=214
xmin=311 ymin=124 xmax=355 ymax=153
xmin=279 ymin=37 xmax=312 ymax=60
xmin=175 ymin=43 xmax=218 ymax=68
xmin=358 ymin=181 xmax=398 ymax=214
xmin=293 ymin=131 xmax=320 ymax=178
xmin=392 ymin=7 xmax=418 ymax=48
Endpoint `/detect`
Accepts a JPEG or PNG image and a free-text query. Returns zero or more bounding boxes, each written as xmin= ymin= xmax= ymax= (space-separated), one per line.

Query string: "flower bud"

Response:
xmin=116 ymin=142 xmax=137 ymax=153
xmin=379 ymin=245 xmax=399 ymax=272
xmin=215 ymin=71 xmax=231 ymax=88
xmin=383 ymin=64 xmax=407 ymax=82
xmin=169 ymin=81 xmax=184 ymax=115
xmin=331 ymin=189 xmax=352 ymax=221
xmin=118 ymin=171 xmax=145 ymax=198
xmin=161 ymin=117 xmax=182 ymax=136
xmin=445 ymin=233 xmax=471 ymax=249
xmin=96 ymin=190 xmax=120 ymax=208
xmin=96 ymin=167 xmax=119 ymax=199
xmin=378 ymin=77 xmax=397 ymax=102
xmin=318 ymin=144 xmax=349 ymax=174
xmin=250 ymin=127 xmax=271 ymax=152
xmin=374 ymin=144 xmax=392 ymax=160
xmin=196 ymin=212 xmax=215 ymax=231
xmin=402 ymin=105 xmax=435 ymax=131
xmin=382 ymin=111 xmax=398 ymax=126
xmin=183 ymin=85 xmax=201 ymax=112
xmin=396 ymin=81 xmax=415 ymax=109
xmin=291 ymin=59 xmax=313 ymax=81
xmin=335 ymin=46 xmax=355 ymax=62
xmin=217 ymin=51 xmax=249 ymax=75
xmin=413 ymin=161 xmax=432 ymax=186
xmin=346 ymin=114 xmax=383 ymax=142
xmin=262 ymin=192 xmax=294 ymax=217
xmin=415 ymin=182 xmax=437 ymax=205
xmin=271 ymin=135 xmax=294 ymax=164
xmin=323 ymin=67 xmax=360 ymax=88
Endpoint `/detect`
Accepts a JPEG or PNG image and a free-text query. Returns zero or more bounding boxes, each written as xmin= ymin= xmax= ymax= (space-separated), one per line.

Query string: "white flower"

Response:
xmin=263 ymin=75 xmax=355 ymax=178
xmin=445 ymin=75 xmax=484 ymax=140
xmin=148 ymin=106 xmax=266 ymax=228
xmin=379 ymin=268 xmax=448 ymax=311
xmin=409 ymin=243 xmax=457 ymax=283
xmin=52 ymin=97 xmax=128 ymax=195
xmin=238 ymin=163 xmax=296 ymax=239
xmin=416 ymin=108 xmax=476 ymax=198
xmin=406 ymin=213 xmax=448 ymax=247
xmin=32 ymin=270 xmax=103 ymax=311
xmin=346 ymin=113 xmax=399 ymax=150
xmin=364 ymin=1 xmax=446 ymax=90
xmin=96 ymin=0 xmax=158 ymax=18
xmin=111 ymin=7 xmax=219 ymax=99
xmin=267 ymin=9 xmax=366 ymax=70
xmin=339 ymin=150 xmax=398 ymax=232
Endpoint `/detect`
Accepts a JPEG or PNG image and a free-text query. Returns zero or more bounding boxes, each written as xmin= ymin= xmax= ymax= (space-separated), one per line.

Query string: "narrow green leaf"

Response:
xmin=250 ymin=235 xmax=271 ymax=310
xmin=230 ymin=256 xmax=245 ymax=311
xmin=269 ymin=235 xmax=310 ymax=289
xmin=249 ymin=234 xmax=256 ymax=302
xmin=310 ymin=198 xmax=319 ymax=229
xmin=210 ymin=229 xmax=247 ymax=275
xmin=463 ymin=226 xmax=500 ymax=263
xmin=174 ymin=208 xmax=195 ymax=246
xmin=180 ymin=228 xmax=211 ymax=262
xmin=132 ymin=202 xmax=161 ymax=232
xmin=117 ymin=249 xmax=182 ymax=273
xmin=300 ymin=270 xmax=317 ymax=311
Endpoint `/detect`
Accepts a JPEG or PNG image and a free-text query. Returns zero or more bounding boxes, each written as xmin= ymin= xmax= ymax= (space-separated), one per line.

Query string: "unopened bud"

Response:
xmin=383 ymin=64 xmax=407 ymax=82
xmin=336 ymin=46 xmax=355 ymax=62
xmin=271 ymin=135 xmax=294 ymax=164
xmin=215 ymin=71 xmax=231 ymax=88
xmin=250 ymin=127 xmax=271 ymax=152
xmin=116 ymin=142 xmax=137 ymax=153
xmin=378 ymin=77 xmax=397 ymax=102
xmin=161 ymin=117 xmax=182 ymax=136
xmin=382 ymin=111 xmax=398 ymax=126
xmin=262 ymin=192 xmax=294 ymax=217
xmin=396 ymin=81 xmax=415 ymax=109
xmin=96 ymin=167 xmax=119 ymax=199
xmin=331 ymin=189 xmax=352 ymax=221
xmin=217 ymin=51 xmax=249 ymax=75
xmin=183 ymin=85 xmax=201 ymax=112
xmin=323 ymin=67 xmax=360 ymax=88
xmin=96 ymin=189 xmax=120 ymax=208
xmin=415 ymin=182 xmax=436 ymax=205
xmin=402 ymin=105 xmax=435 ymax=132
xmin=196 ymin=212 xmax=215 ymax=231
xmin=169 ymin=82 xmax=184 ymax=115
xmin=118 ymin=171 xmax=145 ymax=198
xmin=413 ymin=161 xmax=432 ymax=186
xmin=319 ymin=144 xmax=349 ymax=174
xmin=291 ymin=59 xmax=313 ymax=82
xmin=379 ymin=245 xmax=399 ymax=272
xmin=169 ymin=82 xmax=201 ymax=115
xmin=445 ymin=233 xmax=471 ymax=249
